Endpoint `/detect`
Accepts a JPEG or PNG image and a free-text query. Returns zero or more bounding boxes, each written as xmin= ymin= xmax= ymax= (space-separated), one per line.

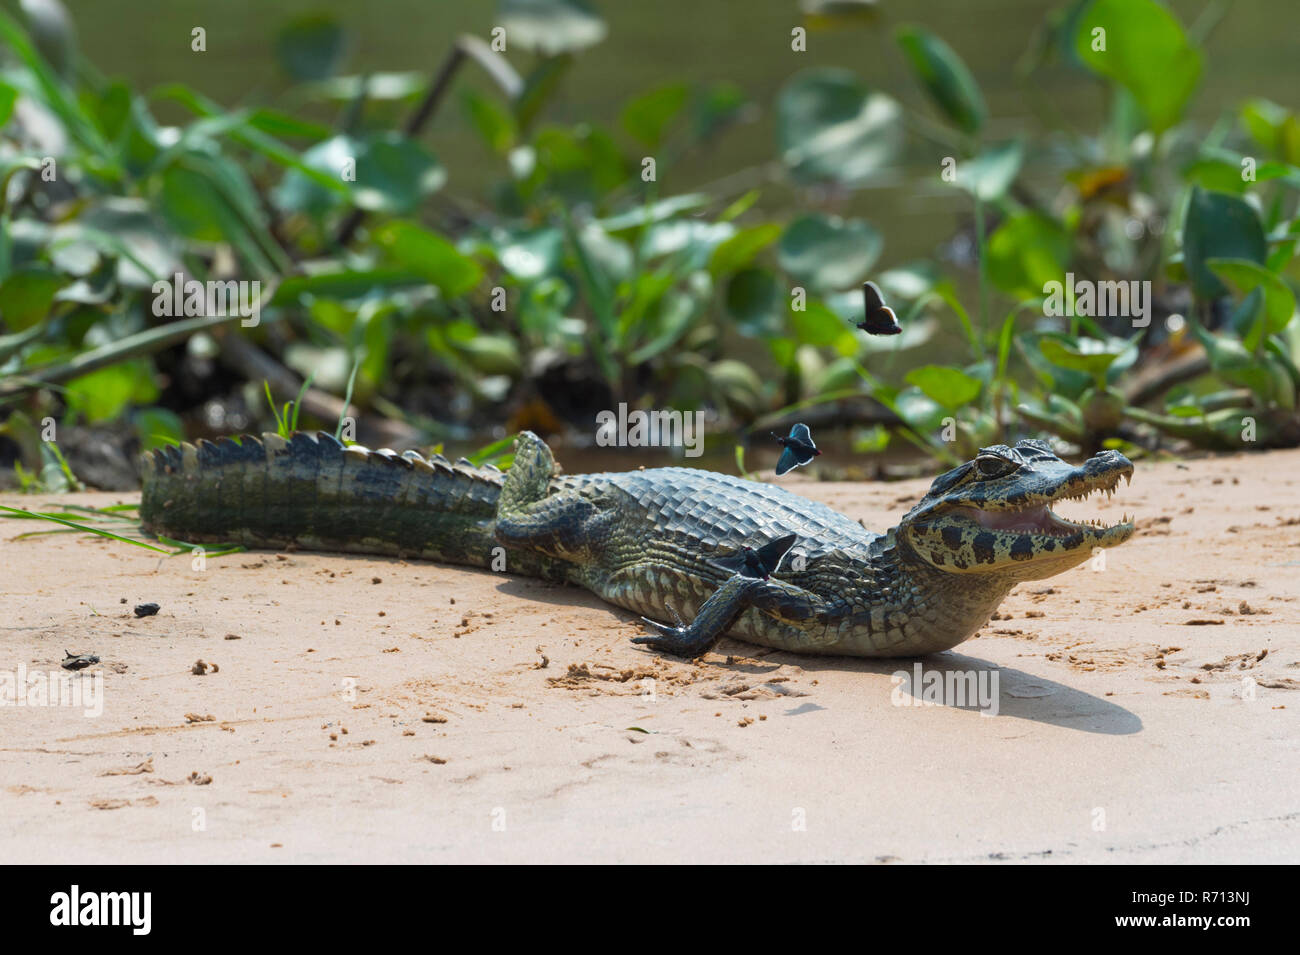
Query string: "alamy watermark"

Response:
xmin=891 ymin=663 xmax=1000 ymax=717
xmin=152 ymin=272 xmax=261 ymax=327
xmin=1043 ymin=273 xmax=1150 ymax=328
xmin=50 ymin=885 xmax=150 ymax=935
xmin=595 ymin=403 xmax=706 ymax=458
xmin=0 ymin=665 xmax=103 ymax=717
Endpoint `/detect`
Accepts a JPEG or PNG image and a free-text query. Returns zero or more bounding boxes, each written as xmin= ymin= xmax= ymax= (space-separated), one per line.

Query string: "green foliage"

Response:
xmin=895 ymin=25 xmax=986 ymax=135
xmin=1075 ymin=0 xmax=1201 ymax=134
xmin=0 ymin=0 xmax=1296 ymax=480
xmin=1182 ymin=188 xmax=1267 ymax=298
xmin=775 ymin=69 xmax=902 ymax=186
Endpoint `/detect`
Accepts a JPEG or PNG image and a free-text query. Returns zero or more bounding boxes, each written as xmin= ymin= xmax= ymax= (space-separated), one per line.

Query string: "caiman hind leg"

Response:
xmin=494 ymin=431 xmax=612 ymax=563
xmin=632 ymin=573 xmax=834 ymax=658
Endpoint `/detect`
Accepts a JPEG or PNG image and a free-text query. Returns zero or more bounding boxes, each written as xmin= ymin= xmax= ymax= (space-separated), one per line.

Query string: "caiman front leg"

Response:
xmin=632 ymin=574 xmax=833 ymax=658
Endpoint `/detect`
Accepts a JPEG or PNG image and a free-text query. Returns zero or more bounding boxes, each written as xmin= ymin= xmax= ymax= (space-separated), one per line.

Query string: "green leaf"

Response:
xmin=153 ymin=150 xmax=281 ymax=274
xmin=776 ymin=69 xmax=902 ymax=187
xmin=986 ymin=213 xmax=1071 ymax=300
xmin=467 ymin=434 xmax=517 ymax=467
xmin=1188 ymin=324 xmax=1278 ymax=402
xmin=620 ymin=83 xmax=689 ymax=148
xmin=904 ymin=364 xmax=982 ymax=408
xmin=275 ymin=133 xmax=445 ymax=215
xmin=271 ymin=269 xmax=429 ymax=305
xmin=563 ymin=214 xmax=616 ymax=353
xmin=1038 ymin=335 xmax=1124 ymax=381
xmin=513 ymin=53 xmax=573 ymax=132
xmin=1075 ymin=0 xmax=1201 ymax=134
xmin=778 ymin=214 xmax=882 ymax=293
xmin=1240 ymin=98 xmax=1300 ymax=165
xmin=957 ymin=139 xmax=1024 ymax=202
xmin=0 ymin=267 xmax=65 ymax=330
xmin=374 ymin=222 xmax=483 ymax=299
xmin=274 ymin=14 xmax=347 ymax=82
xmin=708 ymin=223 xmax=782 ymax=277
xmin=789 ymin=298 xmax=846 ymax=347
xmin=895 ymin=25 xmax=986 ymax=134
xmin=0 ymin=8 xmax=109 ymax=159
xmin=1183 ymin=157 xmax=1251 ymax=196
xmin=1182 ymin=187 xmax=1266 ymax=299
xmin=64 ymin=363 xmax=139 ymax=423
xmin=532 ymin=124 xmax=626 ymax=203
xmin=0 ymin=82 xmax=17 ymax=127
xmin=801 ymin=0 xmax=882 ymax=29
xmin=692 ymin=81 xmax=747 ymax=140
xmin=154 ymin=160 xmax=242 ymax=242
xmin=297 ymin=71 xmax=426 ymax=103
xmin=51 ymin=201 xmax=182 ymax=288
xmin=461 ymin=88 xmax=516 ymax=154
xmin=491 ymin=226 xmax=564 ymax=280
xmin=156 ymin=84 xmax=349 ymax=198
xmin=451 ymin=333 xmax=522 ymax=376
xmin=1206 ymin=257 xmax=1296 ymax=349
xmin=598 ymin=193 xmax=710 ymax=232
xmin=577 ymin=221 xmax=633 ymax=282
xmin=709 ymin=359 xmax=765 ymax=412
xmin=135 ymin=407 xmax=185 ymax=451
xmin=725 ymin=268 xmax=782 ymax=336
xmin=497 ymin=0 xmax=607 ymax=55
xmin=890 ymin=387 xmax=948 ymax=434
xmin=629 ymin=290 xmax=698 ymax=364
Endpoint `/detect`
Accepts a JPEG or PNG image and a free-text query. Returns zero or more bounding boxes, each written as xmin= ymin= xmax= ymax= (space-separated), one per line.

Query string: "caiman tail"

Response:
xmin=139 ymin=431 xmax=567 ymax=580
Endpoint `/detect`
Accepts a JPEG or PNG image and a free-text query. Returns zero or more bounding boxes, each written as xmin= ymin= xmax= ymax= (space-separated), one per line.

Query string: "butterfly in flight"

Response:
xmin=709 ymin=534 xmax=798 ymax=581
xmin=772 ymin=422 xmax=820 ymax=476
xmin=856 ymin=280 xmax=902 ymax=335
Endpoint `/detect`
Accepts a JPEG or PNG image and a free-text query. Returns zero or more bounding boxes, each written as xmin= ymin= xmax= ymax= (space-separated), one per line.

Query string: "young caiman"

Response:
xmin=140 ymin=430 xmax=1134 ymax=658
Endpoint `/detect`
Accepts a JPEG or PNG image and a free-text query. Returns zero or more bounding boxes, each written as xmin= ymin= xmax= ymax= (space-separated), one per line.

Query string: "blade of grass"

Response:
xmin=336 ymin=356 xmax=360 ymax=440
xmin=0 ymin=504 xmax=172 ymax=553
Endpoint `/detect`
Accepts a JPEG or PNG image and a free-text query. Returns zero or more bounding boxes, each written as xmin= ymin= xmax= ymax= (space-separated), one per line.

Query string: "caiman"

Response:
xmin=139 ymin=430 xmax=1135 ymax=658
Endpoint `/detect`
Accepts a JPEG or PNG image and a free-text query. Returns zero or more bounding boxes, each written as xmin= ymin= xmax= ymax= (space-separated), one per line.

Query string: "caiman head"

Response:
xmin=897 ymin=439 xmax=1134 ymax=582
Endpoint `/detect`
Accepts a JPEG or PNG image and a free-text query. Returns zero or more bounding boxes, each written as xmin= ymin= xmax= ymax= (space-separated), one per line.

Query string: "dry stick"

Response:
xmin=332 ymin=44 xmax=467 ymax=249
xmin=331 ymin=35 xmax=520 ymax=249
xmin=1123 ymin=351 xmax=1211 ymax=407
xmin=0 ymin=311 xmax=257 ymax=396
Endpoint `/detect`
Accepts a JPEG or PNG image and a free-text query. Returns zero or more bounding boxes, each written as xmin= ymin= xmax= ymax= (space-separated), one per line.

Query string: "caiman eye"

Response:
xmin=974 ymin=455 xmax=1015 ymax=479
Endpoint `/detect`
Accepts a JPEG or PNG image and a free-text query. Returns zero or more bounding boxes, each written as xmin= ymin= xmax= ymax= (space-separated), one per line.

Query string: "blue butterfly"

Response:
xmin=772 ymin=422 xmax=820 ymax=476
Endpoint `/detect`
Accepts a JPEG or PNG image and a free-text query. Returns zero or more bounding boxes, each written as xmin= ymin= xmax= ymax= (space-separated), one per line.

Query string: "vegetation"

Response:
xmin=1 ymin=0 xmax=1298 ymax=492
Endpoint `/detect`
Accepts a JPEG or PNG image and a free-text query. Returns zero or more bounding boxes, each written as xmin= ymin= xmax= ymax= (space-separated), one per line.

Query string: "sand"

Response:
xmin=1 ymin=449 xmax=1297 ymax=864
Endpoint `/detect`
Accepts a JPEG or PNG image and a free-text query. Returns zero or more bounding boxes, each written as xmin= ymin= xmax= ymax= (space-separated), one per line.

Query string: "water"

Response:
xmin=62 ymin=0 xmax=1299 ymax=265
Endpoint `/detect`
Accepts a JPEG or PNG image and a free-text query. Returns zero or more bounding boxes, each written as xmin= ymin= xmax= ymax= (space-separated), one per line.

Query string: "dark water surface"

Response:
xmin=63 ymin=0 xmax=1299 ymax=264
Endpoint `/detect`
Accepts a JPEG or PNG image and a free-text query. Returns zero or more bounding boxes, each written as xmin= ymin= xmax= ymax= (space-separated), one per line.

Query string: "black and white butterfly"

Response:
xmin=772 ymin=422 xmax=820 ymax=476
xmin=61 ymin=650 xmax=100 ymax=671
xmin=856 ymin=280 xmax=902 ymax=335
xmin=710 ymin=533 xmax=797 ymax=581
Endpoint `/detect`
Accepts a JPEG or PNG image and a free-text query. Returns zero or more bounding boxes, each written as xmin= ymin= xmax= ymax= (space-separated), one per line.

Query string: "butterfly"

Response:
xmin=856 ymin=280 xmax=902 ymax=335
xmin=709 ymin=533 xmax=798 ymax=580
xmin=61 ymin=650 xmax=100 ymax=671
xmin=772 ymin=422 xmax=820 ymax=476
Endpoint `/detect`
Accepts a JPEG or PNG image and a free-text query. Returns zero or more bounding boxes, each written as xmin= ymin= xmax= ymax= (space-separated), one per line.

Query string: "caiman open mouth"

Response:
xmin=949 ymin=468 xmax=1134 ymax=541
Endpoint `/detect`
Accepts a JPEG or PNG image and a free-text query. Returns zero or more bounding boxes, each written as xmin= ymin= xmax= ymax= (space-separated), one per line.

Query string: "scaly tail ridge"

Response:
xmin=139 ymin=431 xmax=566 ymax=578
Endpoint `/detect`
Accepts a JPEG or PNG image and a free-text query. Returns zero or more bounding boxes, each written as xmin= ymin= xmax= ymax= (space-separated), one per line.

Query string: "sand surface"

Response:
xmin=1 ymin=450 xmax=1297 ymax=864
